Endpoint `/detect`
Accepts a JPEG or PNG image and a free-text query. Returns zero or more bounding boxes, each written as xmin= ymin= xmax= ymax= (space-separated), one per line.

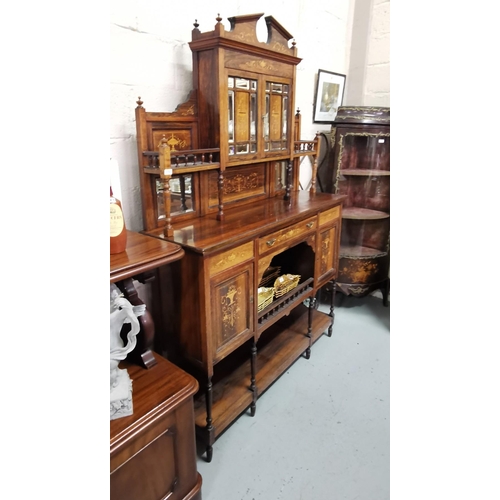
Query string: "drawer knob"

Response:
xmin=266 ymin=238 xmax=276 ymax=247
xmin=306 ymin=222 xmax=314 ymax=229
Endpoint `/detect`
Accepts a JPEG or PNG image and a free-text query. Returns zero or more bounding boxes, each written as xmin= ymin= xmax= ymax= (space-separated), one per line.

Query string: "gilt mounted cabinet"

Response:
xmin=134 ymin=13 xmax=345 ymax=462
xmin=330 ymin=106 xmax=390 ymax=304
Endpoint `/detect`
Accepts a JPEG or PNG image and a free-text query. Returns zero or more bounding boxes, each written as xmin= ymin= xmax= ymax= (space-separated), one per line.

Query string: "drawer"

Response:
xmin=319 ymin=206 xmax=340 ymax=226
xmin=208 ymin=241 xmax=254 ymax=276
xmin=258 ymin=216 xmax=316 ymax=255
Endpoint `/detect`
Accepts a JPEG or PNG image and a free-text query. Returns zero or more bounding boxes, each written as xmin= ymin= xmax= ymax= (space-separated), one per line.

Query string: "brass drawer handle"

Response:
xmin=266 ymin=238 xmax=276 ymax=247
xmin=306 ymin=222 xmax=314 ymax=229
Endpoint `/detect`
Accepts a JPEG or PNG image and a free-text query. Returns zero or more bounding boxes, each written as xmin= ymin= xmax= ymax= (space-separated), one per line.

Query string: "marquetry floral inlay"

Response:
xmin=244 ymin=60 xmax=275 ymax=72
xmin=221 ymin=285 xmax=241 ymax=331
xmin=320 ymin=234 xmax=331 ymax=273
xmin=224 ymin=173 xmax=259 ymax=194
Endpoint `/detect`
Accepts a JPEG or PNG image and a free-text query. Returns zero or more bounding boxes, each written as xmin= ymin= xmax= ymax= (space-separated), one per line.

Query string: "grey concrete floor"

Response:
xmin=196 ymin=293 xmax=390 ymax=500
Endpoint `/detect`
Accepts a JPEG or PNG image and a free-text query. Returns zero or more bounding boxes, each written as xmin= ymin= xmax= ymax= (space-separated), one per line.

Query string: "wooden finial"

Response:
xmin=193 ymin=19 xmax=199 ymax=29
xmin=136 ymin=96 xmax=143 ymax=107
xmin=216 ymin=13 xmax=222 ymax=23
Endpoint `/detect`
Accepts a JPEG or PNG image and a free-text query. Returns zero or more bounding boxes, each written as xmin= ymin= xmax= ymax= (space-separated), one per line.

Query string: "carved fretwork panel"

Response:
xmin=208 ymin=164 xmax=267 ymax=208
xmin=211 ymin=263 xmax=254 ymax=363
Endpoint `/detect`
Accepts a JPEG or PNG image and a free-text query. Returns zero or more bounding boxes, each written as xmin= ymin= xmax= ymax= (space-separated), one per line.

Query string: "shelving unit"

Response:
xmin=322 ymin=106 xmax=390 ymax=304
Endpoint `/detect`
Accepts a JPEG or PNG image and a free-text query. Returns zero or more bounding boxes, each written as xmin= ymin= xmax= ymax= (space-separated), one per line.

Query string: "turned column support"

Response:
xmin=250 ymin=341 xmax=257 ymax=416
xmin=328 ymin=280 xmax=336 ymax=337
xmin=158 ymin=136 xmax=174 ymax=237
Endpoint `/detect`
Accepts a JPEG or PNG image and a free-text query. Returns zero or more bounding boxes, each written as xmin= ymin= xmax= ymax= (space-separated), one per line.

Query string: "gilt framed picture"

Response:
xmin=313 ymin=69 xmax=346 ymax=123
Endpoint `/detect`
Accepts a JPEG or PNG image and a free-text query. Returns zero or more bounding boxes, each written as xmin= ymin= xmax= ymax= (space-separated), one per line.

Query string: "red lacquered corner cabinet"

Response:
xmin=330 ymin=106 xmax=390 ymax=304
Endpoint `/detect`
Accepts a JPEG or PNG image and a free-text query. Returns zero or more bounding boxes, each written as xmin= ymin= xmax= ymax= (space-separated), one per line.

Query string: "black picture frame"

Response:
xmin=313 ymin=69 xmax=346 ymax=123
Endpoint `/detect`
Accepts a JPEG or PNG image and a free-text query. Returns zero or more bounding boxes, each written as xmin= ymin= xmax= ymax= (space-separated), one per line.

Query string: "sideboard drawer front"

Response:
xmin=208 ymin=241 xmax=254 ymax=277
xmin=258 ymin=216 xmax=316 ymax=255
xmin=319 ymin=206 xmax=340 ymax=226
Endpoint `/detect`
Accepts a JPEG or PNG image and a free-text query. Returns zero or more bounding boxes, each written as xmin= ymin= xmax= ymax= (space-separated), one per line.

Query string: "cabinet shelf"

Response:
xmin=193 ymin=305 xmax=332 ymax=441
xmin=340 ymin=244 xmax=388 ymax=259
xmin=194 ymin=351 xmax=254 ymax=440
xmin=257 ymin=278 xmax=314 ymax=334
xmin=256 ymin=306 xmax=332 ymax=394
xmin=342 ymin=207 xmax=389 ymax=219
xmin=340 ymin=169 xmax=390 ymax=176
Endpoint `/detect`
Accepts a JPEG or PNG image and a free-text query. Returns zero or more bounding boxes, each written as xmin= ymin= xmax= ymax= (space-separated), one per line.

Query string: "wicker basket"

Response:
xmin=259 ymin=266 xmax=282 ymax=287
xmin=257 ymin=287 xmax=275 ymax=312
xmin=273 ymin=274 xmax=301 ymax=298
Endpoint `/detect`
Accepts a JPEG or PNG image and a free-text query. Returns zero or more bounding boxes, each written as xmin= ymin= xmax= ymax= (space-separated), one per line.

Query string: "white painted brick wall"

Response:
xmin=366 ymin=0 xmax=390 ymax=106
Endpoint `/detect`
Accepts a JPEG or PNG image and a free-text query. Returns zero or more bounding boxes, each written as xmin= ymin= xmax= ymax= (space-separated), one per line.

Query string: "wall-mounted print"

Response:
xmin=313 ymin=69 xmax=346 ymax=123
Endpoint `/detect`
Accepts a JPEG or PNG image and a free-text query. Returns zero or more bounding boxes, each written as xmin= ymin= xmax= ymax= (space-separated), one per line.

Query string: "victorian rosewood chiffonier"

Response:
xmin=134 ymin=13 xmax=346 ymax=462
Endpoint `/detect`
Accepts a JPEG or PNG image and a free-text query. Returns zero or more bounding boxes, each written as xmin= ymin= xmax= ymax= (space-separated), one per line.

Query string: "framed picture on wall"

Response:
xmin=313 ymin=69 xmax=346 ymax=123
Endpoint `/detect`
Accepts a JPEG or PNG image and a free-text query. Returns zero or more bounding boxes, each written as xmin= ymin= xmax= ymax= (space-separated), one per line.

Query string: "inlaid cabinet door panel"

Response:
xmin=317 ymin=221 xmax=340 ymax=286
xmin=211 ymin=262 xmax=254 ymax=363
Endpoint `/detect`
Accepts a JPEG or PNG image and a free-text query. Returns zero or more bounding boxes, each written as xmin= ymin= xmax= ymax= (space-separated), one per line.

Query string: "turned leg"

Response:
xmin=284 ymin=160 xmax=293 ymax=205
xmin=205 ymin=377 xmax=214 ymax=462
xmin=328 ymin=280 xmax=336 ymax=337
xmin=250 ymin=341 xmax=257 ymax=416
xmin=305 ymin=296 xmax=315 ymax=359
xmin=216 ymin=168 xmax=225 ymax=221
xmin=382 ymin=278 xmax=390 ymax=307
xmin=179 ymin=175 xmax=188 ymax=211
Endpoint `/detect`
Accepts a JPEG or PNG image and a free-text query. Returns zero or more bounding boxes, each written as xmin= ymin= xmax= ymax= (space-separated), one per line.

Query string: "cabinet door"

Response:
xmin=227 ymin=75 xmax=259 ymax=158
xmin=211 ymin=262 xmax=254 ymax=363
xmin=226 ymin=73 xmax=292 ymax=161
xmin=317 ymin=220 xmax=340 ymax=287
xmin=263 ymin=79 xmax=291 ymax=156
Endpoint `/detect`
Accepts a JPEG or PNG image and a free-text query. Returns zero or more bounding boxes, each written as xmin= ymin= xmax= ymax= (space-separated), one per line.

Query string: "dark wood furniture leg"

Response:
xmin=305 ymin=295 xmax=316 ymax=359
xmin=179 ymin=175 xmax=188 ymax=211
xmin=328 ymin=280 xmax=336 ymax=337
xmin=250 ymin=340 xmax=257 ymax=416
xmin=382 ymin=278 xmax=390 ymax=307
xmin=205 ymin=377 xmax=214 ymax=463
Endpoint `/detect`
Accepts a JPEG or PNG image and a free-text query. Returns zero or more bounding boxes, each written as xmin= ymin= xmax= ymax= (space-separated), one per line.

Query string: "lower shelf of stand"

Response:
xmin=256 ymin=305 xmax=332 ymax=394
xmin=193 ymin=305 xmax=332 ymax=440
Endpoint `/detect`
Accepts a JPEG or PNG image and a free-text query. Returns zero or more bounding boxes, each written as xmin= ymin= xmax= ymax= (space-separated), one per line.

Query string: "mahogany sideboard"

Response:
xmin=110 ymin=231 xmax=202 ymax=500
xmin=110 ymin=353 xmax=202 ymax=500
